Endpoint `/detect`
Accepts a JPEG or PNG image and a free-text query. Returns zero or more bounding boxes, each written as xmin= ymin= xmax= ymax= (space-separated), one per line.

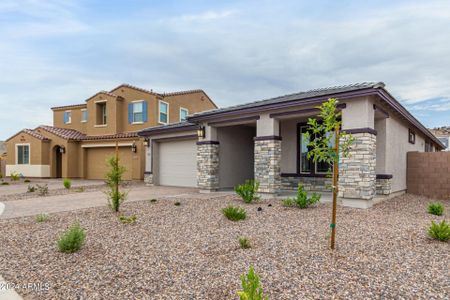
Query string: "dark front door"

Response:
xmin=55 ymin=146 xmax=62 ymax=178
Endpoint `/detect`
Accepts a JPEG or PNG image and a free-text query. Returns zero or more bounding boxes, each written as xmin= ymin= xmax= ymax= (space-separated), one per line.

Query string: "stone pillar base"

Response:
xmin=144 ymin=173 xmax=153 ymax=186
xmin=197 ymin=141 xmax=220 ymax=191
xmin=376 ymin=175 xmax=392 ymax=195
xmin=254 ymin=137 xmax=281 ymax=194
xmin=341 ymin=198 xmax=374 ymax=209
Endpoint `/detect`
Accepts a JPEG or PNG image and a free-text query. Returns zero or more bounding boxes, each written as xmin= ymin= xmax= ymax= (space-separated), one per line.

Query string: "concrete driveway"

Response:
xmin=0 ymin=184 xmax=203 ymax=219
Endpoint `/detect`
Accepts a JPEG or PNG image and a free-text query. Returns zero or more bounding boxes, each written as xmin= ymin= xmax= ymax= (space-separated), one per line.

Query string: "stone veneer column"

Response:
xmin=338 ymin=131 xmax=377 ymax=207
xmin=254 ymin=136 xmax=281 ymax=194
xmin=197 ymin=141 xmax=220 ymax=191
xmin=144 ymin=172 xmax=153 ymax=186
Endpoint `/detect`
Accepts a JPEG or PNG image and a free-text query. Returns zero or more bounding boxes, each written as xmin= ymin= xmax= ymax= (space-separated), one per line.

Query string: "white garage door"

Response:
xmin=158 ymin=139 xmax=197 ymax=187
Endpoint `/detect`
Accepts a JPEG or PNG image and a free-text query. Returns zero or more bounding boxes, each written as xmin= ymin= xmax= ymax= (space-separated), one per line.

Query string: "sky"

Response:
xmin=0 ymin=0 xmax=449 ymax=140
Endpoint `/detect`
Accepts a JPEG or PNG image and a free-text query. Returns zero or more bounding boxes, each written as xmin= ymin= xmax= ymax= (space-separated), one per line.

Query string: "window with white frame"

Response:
xmin=17 ymin=144 xmax=30 ymax=164
xmin=180 ymin=108 xmax=188 ymax=122
xmin=81 ymin=109 xmax=88 ymax=122
xmin=64 ymin=111 xmax=72 ymax=124
xmin=132 ymin=101 xmax=144 ymax=123
xmin=159 ymin=101 xmax=169 ymax=124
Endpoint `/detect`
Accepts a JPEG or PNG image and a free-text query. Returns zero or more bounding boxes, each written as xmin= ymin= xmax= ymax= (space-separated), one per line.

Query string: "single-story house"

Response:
xmin=139 ymin=82 xmax=444 ymax=208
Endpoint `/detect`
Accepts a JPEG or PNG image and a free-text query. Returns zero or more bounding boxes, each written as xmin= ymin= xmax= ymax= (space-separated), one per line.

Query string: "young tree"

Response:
xmin=105 ymin=144 xmax=127 ymax=212
xmin=306 ymin=98 xmax=354 ymax=249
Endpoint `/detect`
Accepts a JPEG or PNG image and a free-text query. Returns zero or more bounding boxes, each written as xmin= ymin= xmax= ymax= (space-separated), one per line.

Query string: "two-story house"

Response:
xmin=5 ymin=84 xmax=217 ymax=180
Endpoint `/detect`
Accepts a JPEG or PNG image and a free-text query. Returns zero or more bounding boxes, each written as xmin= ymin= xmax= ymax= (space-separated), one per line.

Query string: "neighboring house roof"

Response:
xmin=0 ymin=141 xmax=5 ymax=153
xmin=51 ymin=103 xmax=87 ymax=111
xmin=188 ymin=82 xmax=444 ymax=149
xmin=139 ymin=122 xmax=198 ymax=136
xmin=23 ymin=129 xmax=50 ymax=141
xmin=38 ymin=125 xmax=86 ymax=141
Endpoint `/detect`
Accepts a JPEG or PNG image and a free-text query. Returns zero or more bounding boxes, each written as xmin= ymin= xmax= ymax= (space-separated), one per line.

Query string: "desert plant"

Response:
xmin=282 ymin=185 xmax=321 ymax=209
xmin=237 ymin=265 xmax=269 ymax=300
xmin=174 ymin=201 xmax=181 ymax=206
xmin=35 ymin=213 xmax=49 ymax=223
xmin=428 ymin=220 xmax=450 ymax=242
xmin=63 ymin=178 xmax=72 ymax=189
xmin=105 ymin=156 xmax=127 ymax=212
xmin=149 ymin=199 xmax=157 ymax=203
xmin=10 ymin=171 xmax=20 ymax=181
xmin=428 ymin=203 xmax=444 ymax=216
xmin=27 ymin=185 xmax=36 ymax=193
xmin=36 ymin=184 xmax=49 ymax=196
xmin=119 ymin=215 xmax=137 ymax=224
xmin=57 ymin=223 xmax=86 ymax=253
xmin=1 ymin=182 xmax=9 ymax=185
xmin=24 ymin=179 xmax=30 ymax=183
xmin=222 ymin=205 xmax=247 ymax=221
xmin=235 ymin=180 xmax=260 ymax=203
xmin=239 ymin=237 xmax=251 ymax=249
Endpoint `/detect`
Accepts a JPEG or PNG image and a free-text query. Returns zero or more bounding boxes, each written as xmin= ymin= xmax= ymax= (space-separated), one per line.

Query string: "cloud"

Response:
xmin=178 ymin=10 xmax=238 ymax=22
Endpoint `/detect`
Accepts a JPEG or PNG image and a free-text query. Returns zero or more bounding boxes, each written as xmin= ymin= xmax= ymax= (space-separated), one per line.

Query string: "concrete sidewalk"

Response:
xmin=0 ymin=186 xmax=200 ymax=219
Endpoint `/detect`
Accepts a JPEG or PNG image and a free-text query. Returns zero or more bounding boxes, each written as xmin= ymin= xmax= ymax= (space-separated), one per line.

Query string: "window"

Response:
xmin=63 ymin=111 xmax=71 ymax=124
xmin=298 ymin=124 xmax=333 ymax=175
xmin=425 ymin=140 xmax=432 ymax=152
xmin=96 ymin=102 xmax=107 ymax=125
xmin=438 ymin=137 xmax=449 ymax=149
xmin=159 ymin=101 xmax=169 ymax=124
xmin=180 ymin=108 xmax=189 ymax=122
xmin=17 ymin=145 xmax=30 ymax=165
xmin=81 ymin=109 xmax=88 ymax=123
xmin=408 ymin=129 xmax=416 ymax=144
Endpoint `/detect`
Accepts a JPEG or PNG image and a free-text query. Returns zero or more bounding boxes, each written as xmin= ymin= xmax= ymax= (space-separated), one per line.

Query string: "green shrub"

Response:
xmin=174 ymin=201 xmax=181 ymax=206
xmin=428 ymin=203 xmax=444 ymax=216
xmin=36 ymin=184 xmax=49 ymax=196
xmin=63 ymin=178 xmax=72 ymax=189
xmin=57 ymin=223 xmax=86 ymax=253
xmin=428 ymin=220 xmax=450 ymax=242
xmin=105 ymin=156 xmax=127 ymax=212
xmin=149 ymin=199 xmax=157 ymax=203
xmin=222 ymin=205 xmax=246 ymax=221
xmin=237 ymin=265 xmax=269 ymax=300
xmin=10 ymin=171 xmax=20 ymax=181
xmin=239 ymin=237 xmax=251 ymax=249
xmin=119 ymin=215 xmax=137 ymax=224
xmin=1 ymin=182 xmax=9 ymax=185
xmin=24 ymin=179 xmax=30 ymax=183
xmin=235 ymin=180 xmax=260 ymax=203
xmin=282 ymin=185 xmax=320 ymax=209
xmin=35 ymin=213 xmax=49 ymax=223
xmin=27 ymin=185 xmax=36 ymax=193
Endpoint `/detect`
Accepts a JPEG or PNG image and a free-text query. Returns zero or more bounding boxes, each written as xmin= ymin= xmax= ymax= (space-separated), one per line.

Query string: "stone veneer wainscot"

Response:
xmin=254 ymin=136 xmax=282 ymax=194
xmin=197 ymin=141 xmax=220 ymax=190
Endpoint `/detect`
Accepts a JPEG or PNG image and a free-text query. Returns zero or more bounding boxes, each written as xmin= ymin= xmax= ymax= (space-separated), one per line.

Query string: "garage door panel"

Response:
xmin=159 ymin=139 xmax=197 ymax=187
xmin=86 ymin=148 xmax=132 ymax=180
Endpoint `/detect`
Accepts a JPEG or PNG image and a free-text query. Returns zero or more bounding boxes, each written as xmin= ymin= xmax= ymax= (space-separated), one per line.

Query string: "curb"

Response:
xmin=0 ymin=202 xmax=4 ymax=216
xmin=0 ymin=275 xmax=23 ymax=300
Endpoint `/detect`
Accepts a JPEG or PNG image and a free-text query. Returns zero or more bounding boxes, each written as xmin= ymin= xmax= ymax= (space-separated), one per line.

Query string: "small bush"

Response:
xmin=174 ymin=201 xmax=181 ymax=206
xmin=27 ymin=185 xmax=36 ymax=193
xmin=74 ymin=187 xmax=85 ymax=193
xmin=149 ymin=199 xmax=157 ymax=203
xmin=36 ymin=184 xmax=49 ymax=196
xmin=237 ymin=265 xmax=269 ymax=300
xmin=428 ymin=220 xmax=450 ymax=242
xmin=1 ymin=182 xmax=9 ymax=185
xmin=57 ymin=223 xmax=86 ymax=253
xmin=35 ymin=213 xmax=49 ymax=223
xmin=63 ymin=178 xmax=72 ymax=189
xmin=10 ymin=171 xmax=20 ymax=181
xmin=24 ymin=179 xmax=30 ymax=183
xmin=105 ymin=156 xmax=127 ymax=212
xmin=234 ymin=180 xmax=260 ymax=203
xmin=283 ymin=185 xmax=321 ymax=209
xmin=239 ymin=237 xmax=251 ymax=249
xmin=119 ymin=215 xmax=137 ymax=224
xmin=222 ymin=205 xmax=246 ymax=221
xmin=428 ymin=203 xmax=444 ymax=216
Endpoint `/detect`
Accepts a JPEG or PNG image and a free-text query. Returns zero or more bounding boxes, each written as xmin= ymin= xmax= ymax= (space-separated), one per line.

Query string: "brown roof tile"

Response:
xmin=23 ymin=129 xmax=50 ymax=141
xmin=82 ymin=132 xmax=139 ymax=141
xmin=38 ymin=125 xmax=86 ymax=141
xmin=85 ymin=91 xmax=120 ymax=102
xmin=51 ymin=103 xmax=87 ymax=111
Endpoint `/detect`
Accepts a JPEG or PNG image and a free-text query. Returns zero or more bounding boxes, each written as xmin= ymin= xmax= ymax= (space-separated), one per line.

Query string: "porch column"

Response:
xmin=255 ymin=114 xmax=281 ymax=194
xmin=197 ymin=125 xmax=219 ymax=191
xmin=144 ymin=140 xmax=153 ymax=186
xmin=338 ymin=98 xmax=377 ymax=208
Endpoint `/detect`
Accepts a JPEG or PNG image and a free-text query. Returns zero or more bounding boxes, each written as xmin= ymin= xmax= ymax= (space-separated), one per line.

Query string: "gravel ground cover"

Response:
xmin=0 ymin=193 xmax=449 ymax=299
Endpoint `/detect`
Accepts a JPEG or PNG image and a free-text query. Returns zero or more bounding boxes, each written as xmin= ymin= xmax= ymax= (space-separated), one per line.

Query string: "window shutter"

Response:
xmin=128 ymin=103 xmax=133 ymax=124
xmin=142 ymin=101 xmax=148 ymax=122
xmin=63 ymin=112 xmax=68 ymax=123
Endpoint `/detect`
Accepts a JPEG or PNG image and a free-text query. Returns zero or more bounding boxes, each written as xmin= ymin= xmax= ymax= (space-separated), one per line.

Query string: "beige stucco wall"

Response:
xmin=375 ymin=118 xmax=387 ymax=174
xmin=384 ymin=115 xmax=426 ymax=192
xmin=341 ymin=97 xmax=375 ymax=130
xmin=217 ymin=125 xmax=255 ymax=188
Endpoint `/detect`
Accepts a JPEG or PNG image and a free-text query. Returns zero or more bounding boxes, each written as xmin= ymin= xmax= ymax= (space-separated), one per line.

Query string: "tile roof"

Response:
xmin=38 ymin=125 xmax=86 ymax=141
xmin=23 ymin=129 xmax=50 ymax=141
xmin=111 ymin=83 xmax=208 ymax=97
xmin=190 ymin=82 xmax=385 ymax=119
xmin=51 ymin=103 xmax=87 ymax=111
xmin=84 ymin=91 xmax=120 ymax=102
xmin=82 ymin=131 xmax=139 ymax=141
